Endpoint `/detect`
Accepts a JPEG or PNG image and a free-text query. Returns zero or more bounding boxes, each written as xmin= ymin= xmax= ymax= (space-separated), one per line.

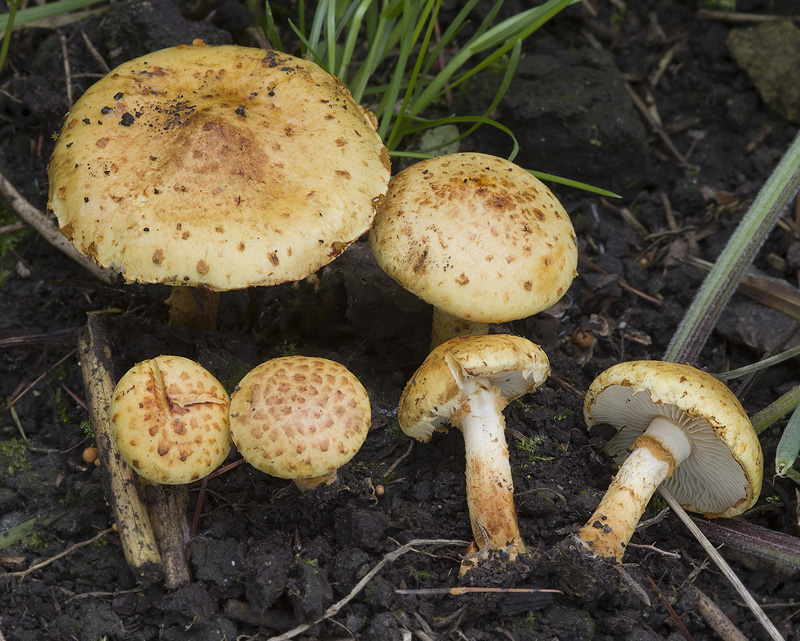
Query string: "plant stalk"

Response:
xmin=664 ymin=129 xmax=800 ymax=364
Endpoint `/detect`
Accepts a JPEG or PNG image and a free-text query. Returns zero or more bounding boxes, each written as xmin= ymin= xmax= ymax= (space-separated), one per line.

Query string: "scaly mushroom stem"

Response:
xmin=578 ymin=417 xmax=692 ymax=561
xmin=431 ymin=308 xmax=489 ymax=350
xmin=455 ymin=377 xmax=523 ymax=566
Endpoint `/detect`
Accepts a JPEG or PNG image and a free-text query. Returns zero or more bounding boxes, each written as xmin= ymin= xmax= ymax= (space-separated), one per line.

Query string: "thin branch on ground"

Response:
xmin=266 ymin=538 xmax=469 ymax=641
xmin=5 ymin=528 xmax=112 ymax=581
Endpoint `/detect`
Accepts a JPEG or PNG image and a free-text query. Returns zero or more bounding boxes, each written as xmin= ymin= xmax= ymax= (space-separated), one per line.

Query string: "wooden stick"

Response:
xmin=78 ymin=314 xmax=163 ymax=583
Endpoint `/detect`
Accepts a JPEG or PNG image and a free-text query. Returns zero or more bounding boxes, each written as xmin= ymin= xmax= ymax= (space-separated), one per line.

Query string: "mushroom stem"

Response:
xmin=578 ymin=416 xmax=692 ymax=561
xmin=431 ymin=308 xmax=489 ymax=350
xmin=456 ymin=377 xmax=523 ymax=564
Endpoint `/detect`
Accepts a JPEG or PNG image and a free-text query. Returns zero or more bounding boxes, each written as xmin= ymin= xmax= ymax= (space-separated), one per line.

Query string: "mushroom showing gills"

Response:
xmin=579 ymin=360 xmax=763 ymax=562
xmin=370 ymin=152 xmax=578 ymax=348
xmin=399 ymin=334 xmax=550 ymax=572
xmin=230 ymin=356 xmax=371 ymax=491
xmin=110 ymin=355 xmax=232 ymax=588
xmin=47 ymin=40 xmax=390 ymax=330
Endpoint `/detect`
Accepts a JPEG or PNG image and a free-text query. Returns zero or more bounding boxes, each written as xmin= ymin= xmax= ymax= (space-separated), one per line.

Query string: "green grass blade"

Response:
xmin=529 ymin=171 xmax=621 ymax=198
xmin=775 ymin=404 xmax=800 ymax=483
xmin=0 ymin=513 xmax=62 ymax=551
xmin=336 ymin=0 xmax=374 ymax=80
xmin=0 ymin=0 xmax=107 ymax=31
xmin=664 ymin=128 xmax=800 ymax=364
xmin=262 ymin=2 xmax=284 ymax=50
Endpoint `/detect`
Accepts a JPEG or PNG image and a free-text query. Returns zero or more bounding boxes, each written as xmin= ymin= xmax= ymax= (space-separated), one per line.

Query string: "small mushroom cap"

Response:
xmin=229 ymin=356 xmax=371 ymax=481
xmin=369 ymin=152 xmax=578 ymax=323
xmin=584 ymin=361 xmax=763 ymax=518
xmin=399 ymin=334 xmax=550 ymax=442
xmin=48 ymin=41 xmax=390 ymax=290
xmin=110 ymin=355 xmax=232 ymax=484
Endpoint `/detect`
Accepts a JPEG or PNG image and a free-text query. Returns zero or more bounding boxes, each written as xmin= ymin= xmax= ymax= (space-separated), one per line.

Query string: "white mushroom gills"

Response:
xmin=578 ymin=415 xmax=693 ymax=560
xmin=448 ymin=356 xmax=524 ymax=564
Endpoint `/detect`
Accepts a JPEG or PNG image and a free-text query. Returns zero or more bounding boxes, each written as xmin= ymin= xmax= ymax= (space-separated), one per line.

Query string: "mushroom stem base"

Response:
xmin=293 ymin=469 xmax=337 ymax=492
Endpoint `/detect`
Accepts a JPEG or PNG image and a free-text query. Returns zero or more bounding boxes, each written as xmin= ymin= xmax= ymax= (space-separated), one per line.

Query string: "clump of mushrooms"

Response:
xmin=48 ymin=39 xmax=390 ymax=330
xmin=398 ymin=334 xmax=550 ymax=572
xmin=578 ymin=360 xmax=763 ymax=561
xmin=229 ymin=355 xmax=371 ymax=491
xmin=370 ymin=152 xmax=578 ymax=348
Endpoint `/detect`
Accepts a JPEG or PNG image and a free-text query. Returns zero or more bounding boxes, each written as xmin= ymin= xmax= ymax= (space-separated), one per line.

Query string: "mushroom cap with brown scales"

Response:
xmin=47 ymin=40 xmax=390 ymax=290
xmin=110 ymin=355 xmax=232 ymax=485
xmin=369 ymin=152 xmax=578 ymax=324
xmin=229 ymin=356 xmax=371 ymax=488
xmin=585 ymin=360 xmax=763 ymax=518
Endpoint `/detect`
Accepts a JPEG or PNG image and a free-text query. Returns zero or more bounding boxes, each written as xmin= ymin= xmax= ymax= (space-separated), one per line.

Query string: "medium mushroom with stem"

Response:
xmin=370 ymin=152 xmax=578 ymax=348
xmin=398 ymin=334 xmax=550 ymax=572
xmin=110 ymin=354 xmax=232 ymax=588
xmin=578 ymin=360 xmax=763 ymax=561
xmin=47 ymin=40 xmax=390 ymax=330
xmin=229 ymin=356 xmax=371 ymax=491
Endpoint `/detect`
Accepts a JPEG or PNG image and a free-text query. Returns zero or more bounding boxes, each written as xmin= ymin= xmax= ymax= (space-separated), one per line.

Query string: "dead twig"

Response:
xmin=691 ymin=586 xmax=750 ymax=641
xmin=5 ymin=528 xmax=113 ymax=581
xmin=646 ymin=574 xmax=694 ymax=640
xmin=0 ymin=168 xmax=116 ymax=284
xmin=266 ymin=538 xmax=469 ymax=641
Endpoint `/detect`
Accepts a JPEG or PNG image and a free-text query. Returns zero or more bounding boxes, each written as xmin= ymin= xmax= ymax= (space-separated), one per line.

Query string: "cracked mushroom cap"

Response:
xmin=369 ymin=152 xmax=578 ymax=323
xmin=585 ymin=360 xmax=763 ymax=518
xmin=47 ymin=40 xmax=390 ymax=289
xmin=229 ymin=356 xmax=371 ymax=482
xmin=399 ymin=334 xmax=551 ymax=441
xmin=110 ymin=355 xmax=232 ymax=484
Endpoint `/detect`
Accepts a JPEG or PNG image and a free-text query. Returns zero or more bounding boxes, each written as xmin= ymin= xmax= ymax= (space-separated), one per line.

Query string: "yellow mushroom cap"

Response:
xmin=229 ymin=356 xmax=371 ymax=481
xmin=47 ymin=41 xmax=390 ymax=290
xmin=110 ymin=355 xmax=232 ymax=484
xmin=369 ymin=152 xmax=578 ymax=323
xmin=399 ymin=334 xmax=551 ymax=442
xmin=584 ymin=360 xmax=763 ymax=518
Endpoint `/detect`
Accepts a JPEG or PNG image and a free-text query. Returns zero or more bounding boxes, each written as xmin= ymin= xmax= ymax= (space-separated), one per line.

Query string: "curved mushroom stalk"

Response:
xmin=456 ymin=375 xmax=524 ymax=571
xmin=578 ymin=417 xmax=692 ymax=560
xmin=398 ymin=335 xmax=550 ymax=574
xmin=431 ymin=308 xmax=489 ymax=349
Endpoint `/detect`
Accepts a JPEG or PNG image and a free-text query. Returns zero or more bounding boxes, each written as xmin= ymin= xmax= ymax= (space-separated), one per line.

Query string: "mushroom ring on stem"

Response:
xmin=47 ymin=40 xmax=390 ymax=330
xmin=229 ymin=356 xmax=371 ymax=491
xmin=399 ymin=334 xmax=550 ymax=572
xmin=369 ymin=152 xmax=578 ymax=348
xmin=579 ymin=360 xmax=763 ymax=562
xmin=110 ymin=355 xmax=232 ymax=484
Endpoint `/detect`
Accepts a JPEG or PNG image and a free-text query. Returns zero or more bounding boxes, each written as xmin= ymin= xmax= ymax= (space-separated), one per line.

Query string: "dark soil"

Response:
xmin=1 ymin=1 xmax=799 ymax=640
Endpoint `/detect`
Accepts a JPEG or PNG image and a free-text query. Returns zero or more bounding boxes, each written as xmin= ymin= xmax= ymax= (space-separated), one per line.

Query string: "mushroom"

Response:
xmin=110 ymin=355 xmax=232 ymax=484
xmin=369 ymin=152 xmax=578 ymax=348
xmin=578 ymin=360 xmax=763 ymax=561
xmin=48 ymin=40 xmax=390 ymax=330
xmin=110 ymin=354 xmax=232 ymax=588
xmin=398 ymin=334 xmax=550 ymax=572
xmin=229 ymin=355 xmax=371 ymax=491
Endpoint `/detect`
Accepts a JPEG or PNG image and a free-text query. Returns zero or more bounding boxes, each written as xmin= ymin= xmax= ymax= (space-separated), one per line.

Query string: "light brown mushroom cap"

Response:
xmin=369 ymin=152 xmax=578 ymax=323
xmin=399 ymin=334 xmax=551 ymax=441
xmin=229 ymin=356 xmax=371 ymax=482
xmin=48 ymin=41 xmax=390 ymax=290
xmin=584 ymin=360 xmax=763 ymax=518
xmin=110 ymin=355 xmax=232 ymax=484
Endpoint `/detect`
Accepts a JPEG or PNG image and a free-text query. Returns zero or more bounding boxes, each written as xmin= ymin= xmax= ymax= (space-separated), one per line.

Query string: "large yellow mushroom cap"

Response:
xmin=110 ymin=355 xmax=232 ymax=484
xmin=229 ymin=356 xmax=371 ymax=484
xmin=584 ymin=360 xmax=763 ymax=518
xmin=48 ymin=41 xmax=390 ymax=289
xmin=370 ymin=152 xmax=578 ymax=323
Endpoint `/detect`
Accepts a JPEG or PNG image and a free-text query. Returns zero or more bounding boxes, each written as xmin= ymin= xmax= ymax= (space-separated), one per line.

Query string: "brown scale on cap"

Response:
xmin=230 ymin=356 xmax=371 ymax=491
xmin=109 ymin=355 xmax=232 ymax=484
